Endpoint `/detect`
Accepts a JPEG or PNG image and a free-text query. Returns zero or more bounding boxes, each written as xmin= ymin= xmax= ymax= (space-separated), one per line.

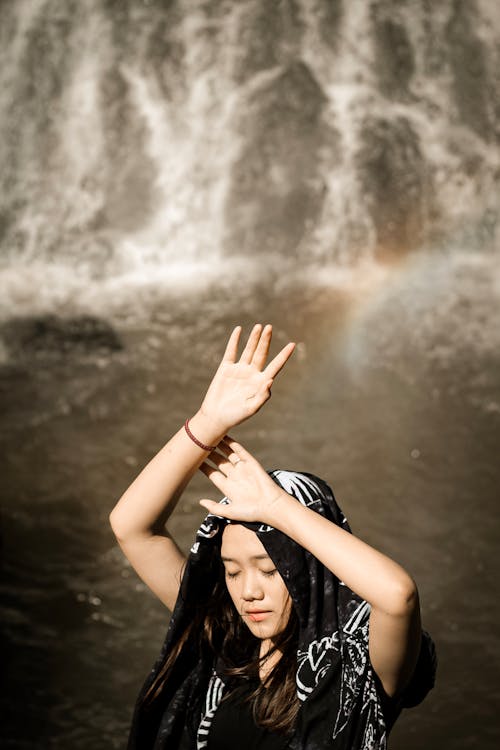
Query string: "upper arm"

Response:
xmin=368 ymin=583 xmax=422 ymax=699
xmin=113 ymin=528 xmax=187 ymax=612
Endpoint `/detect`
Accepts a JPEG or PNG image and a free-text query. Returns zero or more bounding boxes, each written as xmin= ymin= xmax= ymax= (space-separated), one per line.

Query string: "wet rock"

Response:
xmin=315 ymin=0 xmax=343 ymax=51
xmin=146 ymin=16 xmax=187 ymax=103
xmin=446 ymin=1 xmax=494 ymax=142
xmin=0 ymin=315 xmax=123 ymax=359
xmin=230 ymin=0 xmax=303 ymax=84
xmin=372 ymin=17 xmax=415 ymax=99
xmin=225 ymin=60 xmax=332 ymax=257
xmin=98 ymin=68 xmax=158 ymax=232
xmin=356 ymin=116 xmax=431 ymax=259
xmin=19 ymin=0 xmax=75 ymax=133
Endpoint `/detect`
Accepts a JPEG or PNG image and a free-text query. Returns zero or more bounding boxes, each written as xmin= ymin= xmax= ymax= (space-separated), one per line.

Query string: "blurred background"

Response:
xmin=0 ymin=1 xmax=499 ymax=748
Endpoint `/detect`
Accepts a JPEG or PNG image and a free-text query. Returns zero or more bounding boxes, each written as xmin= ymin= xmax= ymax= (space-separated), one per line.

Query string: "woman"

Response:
xmin=110 ymin=324 xmax=436 ymax=749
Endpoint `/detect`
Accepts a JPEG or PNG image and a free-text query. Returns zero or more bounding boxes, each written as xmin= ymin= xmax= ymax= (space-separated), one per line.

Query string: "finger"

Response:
xmin=199 ymin=461 xmax=212 ymax=476
xmin=223 ymin=435 xmax=240 ymax=447
xmin=199 ymin=498 xmax=217 ymax=513
xmin=207 ymin=451 xmax=234 ymax=474
xmin=263 ymin=342 xmax=296 ymax=379
xmin=218 ymin=435 xmax=242 ymax=454
xmin=251 ymin=324 xmax=272 ymax=369
xmin=216 ymin=440 xmax=233 ymax=458
xmin=200 ymin=498 xmax=235 ymax=519
xmin=206 ymin=446 xmax=228 ymax=462
xmin=215 ymin=442 xmax=242 ymax=466
xmin=199 ymin=462 xmax=228 ymax=492
xmin=239 ymin=323 xmax=263 ymax=364
xmin=223 ymin=438 xmax=254 ymax=463
xmin=222 ymin=326 xmax=242 ymax=362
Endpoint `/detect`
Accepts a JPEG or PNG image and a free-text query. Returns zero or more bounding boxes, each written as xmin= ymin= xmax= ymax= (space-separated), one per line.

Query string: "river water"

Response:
xmin=1 ymin=249 xmax=500 ymax=749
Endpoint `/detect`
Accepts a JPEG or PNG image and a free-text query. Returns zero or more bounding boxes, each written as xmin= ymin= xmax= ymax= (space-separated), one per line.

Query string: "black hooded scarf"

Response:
xmin=127 ymin=470 xmax=437 ymax=750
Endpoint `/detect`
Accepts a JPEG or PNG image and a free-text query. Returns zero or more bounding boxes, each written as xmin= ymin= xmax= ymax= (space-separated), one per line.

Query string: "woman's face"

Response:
xmin=221 ymin=524 xmax=292 ymax=642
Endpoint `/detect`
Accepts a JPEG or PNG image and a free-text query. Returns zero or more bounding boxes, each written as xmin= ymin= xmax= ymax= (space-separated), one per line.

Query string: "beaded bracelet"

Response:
xmin=184 ymin=418 xmax=217 ymax=452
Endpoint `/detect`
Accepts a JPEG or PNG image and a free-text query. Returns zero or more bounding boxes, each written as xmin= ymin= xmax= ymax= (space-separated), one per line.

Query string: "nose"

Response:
xmin=241 ymin=571 xmax=265 ymax=601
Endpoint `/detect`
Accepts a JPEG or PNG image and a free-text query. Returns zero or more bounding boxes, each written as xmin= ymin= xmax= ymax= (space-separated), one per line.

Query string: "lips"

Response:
xmin=246 ymin=610 xmax=271 ymax=622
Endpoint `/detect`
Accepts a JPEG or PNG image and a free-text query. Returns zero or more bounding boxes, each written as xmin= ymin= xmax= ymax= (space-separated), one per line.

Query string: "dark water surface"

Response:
xmin=1 ymin=255 xmax=499 ymax=749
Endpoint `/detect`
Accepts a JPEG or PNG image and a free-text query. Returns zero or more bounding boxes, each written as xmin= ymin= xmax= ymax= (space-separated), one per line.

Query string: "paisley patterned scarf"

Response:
xmin=126 ymin=470 xmax=436 ymax=749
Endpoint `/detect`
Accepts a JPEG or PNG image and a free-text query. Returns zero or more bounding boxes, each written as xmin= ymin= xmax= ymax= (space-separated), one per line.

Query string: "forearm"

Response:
xmin=269 ymin=493 xmax=417 ymax=616
xmin=109 ymin=410 xmax=226 ymax=540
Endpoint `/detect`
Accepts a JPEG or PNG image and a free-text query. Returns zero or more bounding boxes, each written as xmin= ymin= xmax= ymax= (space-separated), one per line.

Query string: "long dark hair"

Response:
xmin=141 ymin=558 xmax=300 ymax=734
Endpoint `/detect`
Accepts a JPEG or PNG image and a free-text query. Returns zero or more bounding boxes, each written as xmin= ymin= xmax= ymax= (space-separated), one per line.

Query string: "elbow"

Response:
xmin=109 ymin=508 xmax=132 ymax=543
xmin=387 ymin=576 xmax=419 ymax=617
xmin=109 ymin=508 xmax=154 ymax=544
xmin=109 ymin=509 xmax=123 ymax=540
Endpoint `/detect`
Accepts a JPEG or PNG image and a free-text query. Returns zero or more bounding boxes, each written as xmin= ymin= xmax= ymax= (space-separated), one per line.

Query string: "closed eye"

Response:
xmin=225 ymin=569 xmax=277 ymax=579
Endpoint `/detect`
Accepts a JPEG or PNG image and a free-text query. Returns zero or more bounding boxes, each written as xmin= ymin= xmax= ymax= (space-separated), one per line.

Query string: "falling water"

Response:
xmin=0 ymin=0 xmax=498 ymax=327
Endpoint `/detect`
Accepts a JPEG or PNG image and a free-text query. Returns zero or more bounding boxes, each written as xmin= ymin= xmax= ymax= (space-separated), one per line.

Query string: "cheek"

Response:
xmin=225 ymin=579 xmax=241 ymax=608
xmin=271 ymin=579 xmax=291 ymax=610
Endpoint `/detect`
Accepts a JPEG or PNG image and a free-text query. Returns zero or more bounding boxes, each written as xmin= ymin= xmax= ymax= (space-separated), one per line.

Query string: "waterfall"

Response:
xmin=0 ymin=0 xmax=499 ymax=323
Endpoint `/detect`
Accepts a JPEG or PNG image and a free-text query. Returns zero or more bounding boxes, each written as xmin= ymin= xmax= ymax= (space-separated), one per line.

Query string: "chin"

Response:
xmin=247 ymin=620 xmax=282 ymax=638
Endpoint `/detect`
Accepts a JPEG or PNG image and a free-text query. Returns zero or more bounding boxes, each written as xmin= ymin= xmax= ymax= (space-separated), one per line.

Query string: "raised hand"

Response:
xmin=199 ymin=437 xmax=288 ymax=525
xmin=199 ymin=324 xmax=295 ymax=436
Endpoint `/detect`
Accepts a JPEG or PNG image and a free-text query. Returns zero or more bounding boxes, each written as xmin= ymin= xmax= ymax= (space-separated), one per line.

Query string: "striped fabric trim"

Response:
xmin=196 ymin=672 xmax=225 ymax=749
xmin=272 ymin=470 xmax=324 ymax=508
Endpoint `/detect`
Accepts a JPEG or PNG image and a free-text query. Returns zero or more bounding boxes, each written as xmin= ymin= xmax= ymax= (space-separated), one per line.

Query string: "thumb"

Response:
xmin=199 ymin=498 xmax=231 ymax=515
xmin=199 ymin=498 xmax=218 ymax=512
xmin=199 ymin=498 xmax=235 ymax=519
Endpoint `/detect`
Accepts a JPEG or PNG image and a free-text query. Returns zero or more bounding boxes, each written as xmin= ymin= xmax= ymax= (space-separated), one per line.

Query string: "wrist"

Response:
xmin=189 ymin=410 xmax=227 ymax=448
xmin=197 ymin=404 xmax=234 ymax=436
xmin=263 ymin=489 xmax=299 ymax=531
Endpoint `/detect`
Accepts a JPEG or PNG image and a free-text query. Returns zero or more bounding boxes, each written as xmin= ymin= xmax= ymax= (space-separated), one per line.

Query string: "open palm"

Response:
xmin=200 ymin=324 xmax=295 ymax=434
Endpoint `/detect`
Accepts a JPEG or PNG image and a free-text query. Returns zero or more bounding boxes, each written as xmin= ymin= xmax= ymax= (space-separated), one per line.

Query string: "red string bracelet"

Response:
xmin=184 ymin=418 xmax=217 ymax=452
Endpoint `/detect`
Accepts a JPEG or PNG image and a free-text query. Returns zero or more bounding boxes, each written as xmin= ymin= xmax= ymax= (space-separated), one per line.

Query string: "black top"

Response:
xmin=207 ymin=680 xmax=291 ymax=750
xmin=127 ymin=471 xmax=436 ymax=750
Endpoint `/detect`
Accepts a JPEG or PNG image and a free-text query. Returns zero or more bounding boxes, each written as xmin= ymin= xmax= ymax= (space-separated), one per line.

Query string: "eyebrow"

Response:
xmin=221 ymin=554 xmax=272 ymax=563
